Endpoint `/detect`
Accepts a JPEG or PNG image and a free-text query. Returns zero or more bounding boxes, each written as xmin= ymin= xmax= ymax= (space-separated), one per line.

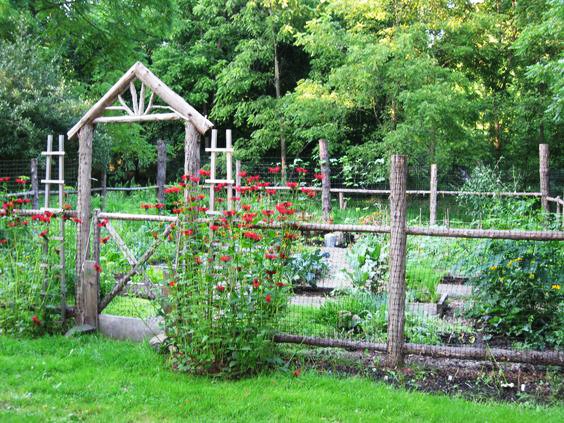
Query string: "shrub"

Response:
xmin=467 ymin=240 xmax=563 ymax=349
xmin=0 ymin=178 xmax=66 ymax=336
xmin=161 ymin=170 xmax=314 ymax=377
xmin=285 ymin=248 xmax=329 ymax=287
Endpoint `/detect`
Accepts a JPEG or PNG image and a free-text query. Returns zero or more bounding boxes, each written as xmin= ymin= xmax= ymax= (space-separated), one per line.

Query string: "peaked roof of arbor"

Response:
xmin=67 ymin=62 xmax=214 ymax=140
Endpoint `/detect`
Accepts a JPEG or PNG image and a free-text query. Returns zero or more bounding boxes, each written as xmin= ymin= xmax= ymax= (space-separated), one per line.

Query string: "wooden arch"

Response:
xmin=68 ymin=62 xmax=213 ymax=327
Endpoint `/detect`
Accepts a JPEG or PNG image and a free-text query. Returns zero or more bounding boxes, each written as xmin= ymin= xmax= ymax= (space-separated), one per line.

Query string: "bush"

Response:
xmin=467 ymin=240 xmax=563 ymax=349
xmin=162 ymin=171 xmax=310 ymax=377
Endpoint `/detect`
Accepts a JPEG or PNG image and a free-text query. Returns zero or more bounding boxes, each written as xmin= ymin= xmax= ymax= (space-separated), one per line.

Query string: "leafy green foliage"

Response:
xmin=285 ymin=248 xmax=329 ymax=287
xmin=344 ymin=235 xmax=388 ymax=293
xmin=467 ymin=240 xmax=564 ymax=349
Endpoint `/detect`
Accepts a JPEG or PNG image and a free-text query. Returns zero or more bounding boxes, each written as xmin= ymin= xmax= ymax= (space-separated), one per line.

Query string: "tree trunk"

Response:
xmin=274 ymin=43 xmax=287 ymax=181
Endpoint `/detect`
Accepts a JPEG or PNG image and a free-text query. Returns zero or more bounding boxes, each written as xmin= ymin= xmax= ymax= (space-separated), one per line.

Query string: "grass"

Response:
xmin=1 ymin=336 xmax=562 ymax=422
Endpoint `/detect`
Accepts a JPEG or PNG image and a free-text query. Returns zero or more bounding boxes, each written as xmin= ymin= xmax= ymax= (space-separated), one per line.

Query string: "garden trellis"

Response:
xmin=66 ymin=62 xmax=213 ymax=329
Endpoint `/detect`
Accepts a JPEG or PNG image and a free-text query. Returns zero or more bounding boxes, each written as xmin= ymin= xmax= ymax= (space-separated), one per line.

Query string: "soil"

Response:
xmin=284 ymin=347 xmax=564 ymax=405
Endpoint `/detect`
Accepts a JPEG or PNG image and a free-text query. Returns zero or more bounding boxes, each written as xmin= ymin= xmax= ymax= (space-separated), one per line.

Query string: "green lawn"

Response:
xmin=1 ymin=336 xmax=562 ymax=422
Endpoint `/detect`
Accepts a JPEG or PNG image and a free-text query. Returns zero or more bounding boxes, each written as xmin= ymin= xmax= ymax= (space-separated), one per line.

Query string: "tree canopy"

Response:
xmin=0 ymin=0 xmax=561 ymax=183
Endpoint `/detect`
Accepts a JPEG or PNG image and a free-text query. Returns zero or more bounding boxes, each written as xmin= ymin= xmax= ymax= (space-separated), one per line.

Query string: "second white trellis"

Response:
xmin=41 ymin=134 xmax=67 ymax=323
xmin=205 ymin=129 xmax=234 ymax=213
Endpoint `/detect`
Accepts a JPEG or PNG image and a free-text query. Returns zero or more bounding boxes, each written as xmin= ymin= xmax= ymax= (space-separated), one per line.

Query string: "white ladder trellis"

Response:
xmin=41 ymin=134 xmax=67 ymax=322
xmin=205 ymin=129 xmax=234 ymax=213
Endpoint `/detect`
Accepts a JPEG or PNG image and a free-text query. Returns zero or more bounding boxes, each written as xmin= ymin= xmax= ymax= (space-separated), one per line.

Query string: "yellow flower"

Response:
xmin=489 ymin=266 xmax=497 ymax=271
xmin=552 ymin=284 xmax=561 ymax=290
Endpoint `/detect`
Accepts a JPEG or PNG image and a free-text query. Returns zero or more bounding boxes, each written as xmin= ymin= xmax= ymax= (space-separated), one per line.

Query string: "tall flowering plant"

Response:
xmin=161 ymin=169 xmax=306 ymax=377
xmin=0 ymin=177 xmax=71 ymax=335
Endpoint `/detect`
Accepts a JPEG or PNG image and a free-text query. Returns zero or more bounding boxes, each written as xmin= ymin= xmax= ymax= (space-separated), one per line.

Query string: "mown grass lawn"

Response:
xmin=0 ymin=336 xmax=562 ymax=422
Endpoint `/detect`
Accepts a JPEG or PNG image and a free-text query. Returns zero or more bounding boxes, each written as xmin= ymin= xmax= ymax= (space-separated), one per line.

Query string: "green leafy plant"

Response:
xmin=344 ymin=235 xmax=389 ymax=294
xmin=285 ymin=248 xmax=329 ymax=287
xmin=467 ymin=240 xmax=563 ymax=349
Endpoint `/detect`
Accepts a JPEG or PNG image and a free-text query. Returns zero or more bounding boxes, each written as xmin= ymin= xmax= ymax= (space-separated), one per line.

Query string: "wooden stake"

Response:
xmin=82 ymin=261 xmax=99 ymax=328
xmin=429 ymin=163 xmax=437 ymax=225
xmin=156 ymin=139 xmax=167 ymax=205
xmin=319 ymin=139 xmax=331 ymax=223
xmin=539 ymin=144 xmax=549 ymax=212
xmin=30 ymin=158 xmax=39 ymax=209
xmin=76 ymin=123 xmax=94 ymax=325
xmin=338 ymin=192 xmax=345 ymax=210
xmin=387 ymin=155 xmax=408 ymax=367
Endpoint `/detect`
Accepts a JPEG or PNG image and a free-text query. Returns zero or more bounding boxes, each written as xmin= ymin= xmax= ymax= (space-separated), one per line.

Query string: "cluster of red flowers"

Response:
xmin=0 ymin=177 xmax=10 ymax=183
xmin=275 ymin=201 xmax=295 ymax=215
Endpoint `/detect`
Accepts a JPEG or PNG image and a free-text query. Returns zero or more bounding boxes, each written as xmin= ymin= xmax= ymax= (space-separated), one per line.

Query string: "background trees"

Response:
xmin=0 ymin=0 xmax=561 ymax=184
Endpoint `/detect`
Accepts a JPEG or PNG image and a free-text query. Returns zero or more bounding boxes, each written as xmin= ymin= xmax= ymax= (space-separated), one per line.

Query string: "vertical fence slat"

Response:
xmin=235 ymin=160 xmax=242 ymax=211
xmin=156 ymin=139 xmax=167 ymax=205
xmin=539 ymin=144 xmax=549 ymax=212
xmin=30 ymin=158 xmax=39 ymax=209
xmin=429 ymin=163 xmax=437 ymax=225
xmin=209 ymin=129 xmax=217 ymax=213
xmin=44 ymin=135 xmax=53 ymax=209
xmin=319 ymin=139 xmax=331 ymax=223
xmin=226 ymin=130 xmax=233 ymax=211
xmin=387 ymin=155 xmax=408 ymax=367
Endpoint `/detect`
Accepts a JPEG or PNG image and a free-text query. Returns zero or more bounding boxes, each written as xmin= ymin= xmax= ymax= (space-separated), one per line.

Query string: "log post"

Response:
xmin=387 ymin=155 xmax=408 ymax=367
xmin=539 ymin=144 xmax=549 ymax=212
xmin=156 ymin=139 xmax=167 ymax=205
xmin=338 ymin=192 xmax=345 ymax=210
xmin=30 ymin=158 xmax=39 ymax=209
xmin=319 ymin=139 xmax=331 ymax=223
xmin=235 ymin=160 xmax=242 ymax=211
xmin=82 ymin=260 xmax=99 ymax=328
xmin=44 ymin=135 xmax=53 ymax=209
xmin=429 ymin=164 xmax=437 ymax=225
xmin=226 ymin=129 xmax=233 ymax=211
xmin=184 ymin=122 xmax=201 ymax=178
xmin=76 ymin=123 xmax=94 ymax=326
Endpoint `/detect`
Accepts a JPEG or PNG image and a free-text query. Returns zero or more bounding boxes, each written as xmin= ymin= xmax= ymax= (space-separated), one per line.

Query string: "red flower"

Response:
xmin=265 ymin=253 xmax=277 ymax=260
xmin=39 ymin=229 xmax=48 ymax=238
xmin=198 ymin=206 xmax=209 ymax=213
xmin=262 ymin=210 xmax=274 ymax=217
xmin=183 ymin=229 xmax=194 ymax=236
xmin=155 ymin=203 xmax=165 ymax=209
xmin=301 ymin=187 xmax=316 ymax=198
xmin=210 ymin=224 xmax=220 ymax=231
xmin=265 ymin=270 xmax=277 ymax=276
xmin=266 ymin=189 xmax=277 ymax=195
xmin=265 ymin=294 xmax=272 ymax=303
xmin=268 ymin=166 xmax=281 ymax=174
xmin=141 ymin=203 xmax=153 ymax=210
xmin=164 ymin=186 xmax=181 ymax=194
xmin=252 ymin=278 xmax=260 ymax=289
xmin=238 ymin=170 xmax=247 ymax=177
xmin=0 ymin=239 xmax=8 ymax=245
xmin=181 ymin=175 xmax=188 ymax=181
xmin=0 ymin=176 xmax=10 ymax=182
xmin=189 ymin=175 xmax=200 ymax=183
xmin=293 ymin=368 xmax=302 ymax=377
xmin=94 ymin=263 xmax=102 ymax=273
xmin=194 ymin=256 xmax=203 ymax=265
xmin=242 ymin=204 xmax=251 ymax=211
xmin=32 ymin=315 xmax=41 ymax=326
xmin=286 ymin=182 xmax=298 ymax=189
xmin=242 ymin=213 xmax=257 ymax=223
xmin=100 ymin=236 xmax=110 ymax=244
xmin=98 ymin=219 xmax=109 ymax=227
xmin=15 ymin=178 xmax=28 ymax=184
xmin=295 ymin=167 xmax=308 ymax=174
xmin=71 ymin=217 xmax=82 ymax=224
xmin=199 ymin=169 xmax=211 ymax=177
xmin=169 ymin=280 xmax=176 ymax=287
xmin=243 ymin=231 xmax=262 ymax=242
xmin=172 ymin=208 xmax=183 ymax=214
xmin=220 ymin=255 xmax=231 ymax=262
xmin=223 ymin=210 xmax=236 ymax=217
xmin=276 ymin=282 xmax=287 ymax=287
xmin=284 ymin=232 xmax=299 ymax=240
xmin=314 ymin=173 xmax=324 ymax=181
xmin=246 ymin=175 xmax=260 ymax=184
xmin=216 ymin=284 xmax=225 ymax=292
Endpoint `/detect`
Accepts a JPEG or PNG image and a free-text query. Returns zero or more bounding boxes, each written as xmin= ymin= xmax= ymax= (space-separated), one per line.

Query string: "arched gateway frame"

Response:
xmin=67 ymin=62 xmax=213 ymax=327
